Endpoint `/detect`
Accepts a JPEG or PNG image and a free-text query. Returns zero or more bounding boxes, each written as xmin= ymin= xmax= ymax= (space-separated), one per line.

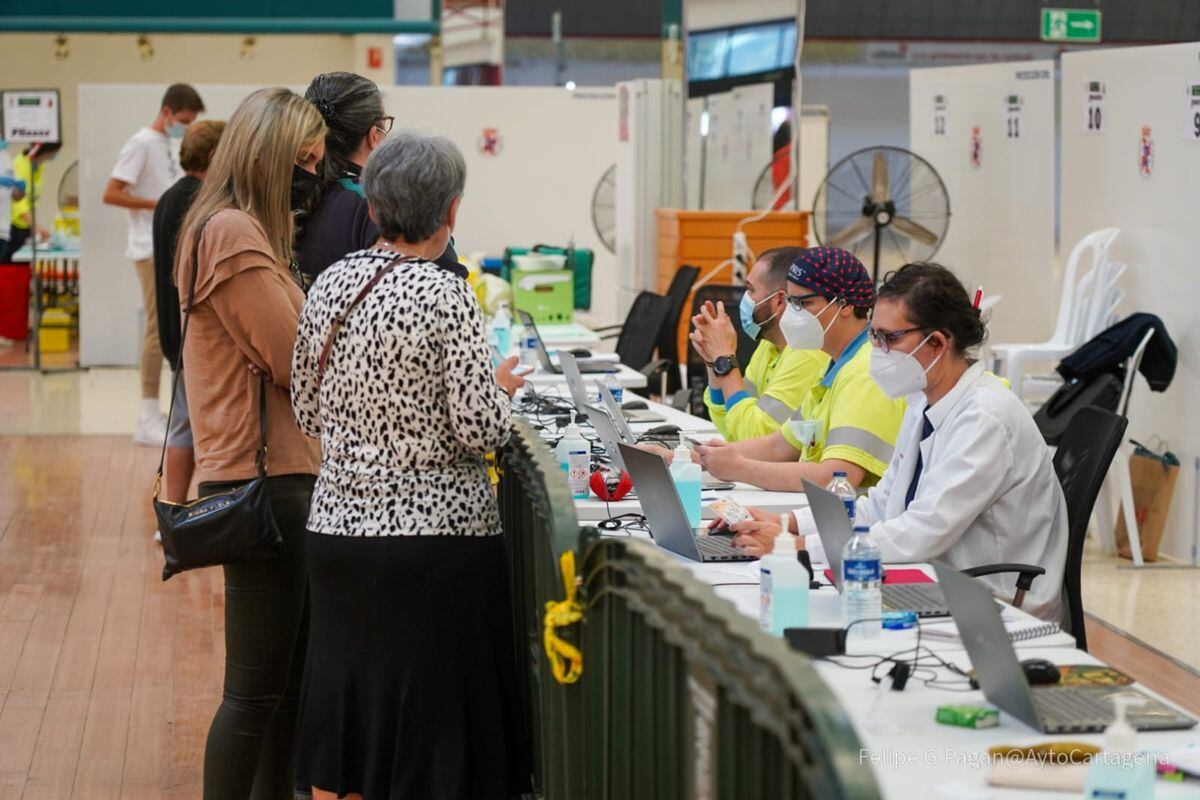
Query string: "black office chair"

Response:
xmin=594 ymin=291 xmax=673 ymax=398
xmin=963 ymin=406 xmax=1127 ymax=651
xmin=656 ymin=265 xmax=701 ymax=396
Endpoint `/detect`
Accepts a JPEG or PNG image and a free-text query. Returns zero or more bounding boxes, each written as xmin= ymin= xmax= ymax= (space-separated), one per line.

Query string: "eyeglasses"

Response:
xmin=867 ymin=325 xmax=925 ymax=353
xmin=376 ymin=116 xmax=395 ymax=134
xmin=785 ymin=292 xmax=822 ymax=311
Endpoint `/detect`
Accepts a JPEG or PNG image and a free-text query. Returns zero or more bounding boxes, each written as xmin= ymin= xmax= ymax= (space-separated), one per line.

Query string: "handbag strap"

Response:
xmin=155 ymin=215 xmax=269 ymax=496
xmin=317 ymin=252 xmax=421 ymax=384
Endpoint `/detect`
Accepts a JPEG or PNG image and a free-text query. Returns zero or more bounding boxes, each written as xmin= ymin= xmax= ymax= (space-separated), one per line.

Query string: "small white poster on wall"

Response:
xmin=1184 ymin=83 xmax=1200 ymax=141
xmin=933 ymin=94 xmax=949 ymax=137
xmin=1083 ymin=80 xmax=1106 ymax=135
xmin=1004 ymin=94 xmax=1024 ymax=140
xmin=1 ymin=90 xmax=61 ymax=143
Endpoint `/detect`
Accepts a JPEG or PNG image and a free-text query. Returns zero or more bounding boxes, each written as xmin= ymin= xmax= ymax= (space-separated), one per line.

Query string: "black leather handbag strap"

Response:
xmin=155 ymin=216 xmax=269 ymax=496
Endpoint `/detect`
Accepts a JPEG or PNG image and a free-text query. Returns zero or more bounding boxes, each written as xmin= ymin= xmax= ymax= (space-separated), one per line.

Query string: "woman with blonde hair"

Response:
xmin=174 ymin=87 xmax=325 ymax=799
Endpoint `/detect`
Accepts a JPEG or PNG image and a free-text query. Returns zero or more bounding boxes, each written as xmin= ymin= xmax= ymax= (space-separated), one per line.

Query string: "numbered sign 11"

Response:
xmin=933 ymin=94 xmax=948 ymax=137
xmin=1185 ymin=83 xmax=1200 ymax=141
xmin=1004 ymin=94 xmax=1024 ymax=140
xmin=1083 ymin=80 xmax=1106 ymax=134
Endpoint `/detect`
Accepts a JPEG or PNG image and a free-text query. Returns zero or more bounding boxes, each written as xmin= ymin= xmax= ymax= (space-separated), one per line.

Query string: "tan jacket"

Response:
xmin=176 ymin=208 xmax=319 ymax=483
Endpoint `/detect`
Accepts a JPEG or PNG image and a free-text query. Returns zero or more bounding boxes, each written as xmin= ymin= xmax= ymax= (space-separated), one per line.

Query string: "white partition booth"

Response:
xmin=908 ymin=60 xmax=1057 ymax=344
xmin=1061 ymin=43 xmax=1200 ymax=564
xmin=77 ymin=83 xmax=618 ymax=368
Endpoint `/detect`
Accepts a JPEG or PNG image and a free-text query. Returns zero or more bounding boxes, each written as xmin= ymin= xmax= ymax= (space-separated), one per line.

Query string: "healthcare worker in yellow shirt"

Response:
xmin=3 ymin=141 xmax=60 ymax=262
xmin=697 ymin=247 xmax=906 ymax=492
xmin=695 ymin=246 xmax=828 ymax=441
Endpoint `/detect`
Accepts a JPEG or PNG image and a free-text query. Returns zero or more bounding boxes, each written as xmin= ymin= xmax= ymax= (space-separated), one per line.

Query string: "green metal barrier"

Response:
xmin=498 ymin=419 xmax=881 ymax=800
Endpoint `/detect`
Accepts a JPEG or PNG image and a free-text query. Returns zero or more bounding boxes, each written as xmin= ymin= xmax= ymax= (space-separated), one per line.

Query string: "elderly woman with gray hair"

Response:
xmin=290 ymin=132 xmax=531 ymax=800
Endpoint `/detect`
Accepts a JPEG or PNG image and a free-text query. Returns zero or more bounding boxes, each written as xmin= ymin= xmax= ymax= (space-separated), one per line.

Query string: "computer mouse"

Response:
xmin=622 ymin=400 xmax=648 ymax=411
xmin=1020 ymin=658 xmax=1061 ymax=686
xmin=569 ymin=348 xmax=593 ymax=358
xmin=646 ymin=424 xmax=681 ymax=437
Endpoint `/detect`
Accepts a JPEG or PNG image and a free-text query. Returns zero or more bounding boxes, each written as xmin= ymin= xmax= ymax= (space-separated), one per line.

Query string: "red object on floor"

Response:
xmin=824 ymin=567 xmax=935 ymax=585
xmin=0 ymin=265 xmax=31 ymax=340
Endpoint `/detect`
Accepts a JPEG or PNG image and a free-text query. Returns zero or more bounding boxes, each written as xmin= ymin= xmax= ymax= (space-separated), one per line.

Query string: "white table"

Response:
xmin=511 ymin=321 xmax=601 ymax=349
xmin=523 ymin=362 xmax=648 ymax=390
xmin=574 ymin=485 xmax=808 ymax=521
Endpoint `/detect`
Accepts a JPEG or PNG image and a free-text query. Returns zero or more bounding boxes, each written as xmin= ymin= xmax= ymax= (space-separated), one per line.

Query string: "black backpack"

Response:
xmin=1033 ymin=372 xmax=1123 ymax=445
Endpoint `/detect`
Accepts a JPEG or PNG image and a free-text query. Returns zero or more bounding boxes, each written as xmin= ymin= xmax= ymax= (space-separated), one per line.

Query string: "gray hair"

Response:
xmin=362 ymin=131 xmax=466 ymax=244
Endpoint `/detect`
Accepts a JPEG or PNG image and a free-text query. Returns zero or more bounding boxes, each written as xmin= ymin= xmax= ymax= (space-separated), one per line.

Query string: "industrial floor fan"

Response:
xmin=811 ymin=146 xmax=950 ymax=283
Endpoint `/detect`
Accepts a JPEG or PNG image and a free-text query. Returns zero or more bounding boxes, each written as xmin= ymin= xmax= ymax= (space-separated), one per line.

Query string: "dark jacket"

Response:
xmin=1057 ymin=312 xmax=1177 ymax=392
xmin=151 ymin=174 xmax=201 ymax=370
xmin=295 ymin=164 xmax=464 ymax=282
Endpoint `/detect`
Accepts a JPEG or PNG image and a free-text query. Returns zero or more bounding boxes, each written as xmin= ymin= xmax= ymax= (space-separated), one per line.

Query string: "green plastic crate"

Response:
xmin=511 ymin=267 xmax=574 ymax=324
xmin=502 ymin=244 xmax=594 ymax=310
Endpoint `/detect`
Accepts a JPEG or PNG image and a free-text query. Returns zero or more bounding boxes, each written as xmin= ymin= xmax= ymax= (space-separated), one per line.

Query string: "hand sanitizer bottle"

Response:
xmin=759 ymin=514 xmax=809 ymax=635
xmin=555 ymin=418 xmax=591 ymax=500
xmin=1084 ymin=696 xmax=1155 ymax=800
xmin=491 ymin=302 xmax=512 ymax=355
xmin=669 ymin=437 xmax=702 ymax=528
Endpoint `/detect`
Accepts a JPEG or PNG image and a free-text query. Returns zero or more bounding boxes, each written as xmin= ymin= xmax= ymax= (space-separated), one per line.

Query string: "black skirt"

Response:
xmin=296 ymin=532 xmax=532 ymax=800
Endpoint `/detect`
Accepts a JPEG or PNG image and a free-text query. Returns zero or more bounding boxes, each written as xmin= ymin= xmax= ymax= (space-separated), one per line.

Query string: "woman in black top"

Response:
xmin=150 ymin=119 xmax=225 ymax=504
xmin=296 ymin=72 xmax=461 ymax=283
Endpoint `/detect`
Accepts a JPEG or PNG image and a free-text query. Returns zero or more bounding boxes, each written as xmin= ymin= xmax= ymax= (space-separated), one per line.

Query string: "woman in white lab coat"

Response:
xmin=731 ymin=263 xmax=1069 ymax=622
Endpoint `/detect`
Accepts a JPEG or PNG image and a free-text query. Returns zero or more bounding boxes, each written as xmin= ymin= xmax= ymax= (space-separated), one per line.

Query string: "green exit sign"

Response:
xmin=1041 ymin=8 xmax=1102 ymax=43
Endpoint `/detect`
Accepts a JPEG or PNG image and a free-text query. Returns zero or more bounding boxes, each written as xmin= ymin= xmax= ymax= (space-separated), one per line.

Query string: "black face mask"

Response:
xmin=291 ymin=164 xmax=322 ymax=212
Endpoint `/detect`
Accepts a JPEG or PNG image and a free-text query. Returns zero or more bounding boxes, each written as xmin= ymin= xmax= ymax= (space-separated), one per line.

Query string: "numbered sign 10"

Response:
xmin=1185 ymin=83 xmax=1200 ymax=141
xmin=1083 ymin=80 xmax=1106 ymax=135
xmin=933 ymin=95 xmax=948 ymax=137
xmin=1004 ymin=94 xmax=1024 ymax=139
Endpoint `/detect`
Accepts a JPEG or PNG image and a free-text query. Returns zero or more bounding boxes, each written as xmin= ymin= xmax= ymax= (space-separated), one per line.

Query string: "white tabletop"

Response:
xmin=511 ymin=321 xmax=601 ymax=348
xmin=574 ymin=485 xmax=808 ymax=521
xmin=523 ymin=362 xmax=648 ymax=390
xmin=10 ymin=244 xmax=81 ymax=262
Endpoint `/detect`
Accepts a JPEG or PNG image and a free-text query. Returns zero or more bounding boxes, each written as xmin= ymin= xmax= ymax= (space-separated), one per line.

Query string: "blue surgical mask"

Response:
xmin=738 ymin=290 xmax=779 ymax=341
xmin=166 ymin=122 xmax=187 ymax=139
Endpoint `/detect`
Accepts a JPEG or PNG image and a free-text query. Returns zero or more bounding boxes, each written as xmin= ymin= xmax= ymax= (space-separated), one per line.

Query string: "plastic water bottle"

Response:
xmin=518 ymin=323 xmax=539 ymax=370
xmin=842 ymin=525 xmax=882 ymax=641
xmin=827 ymin=471 xmax=857 ymax=524
xmin=555 ymin=418 xmax=590 ymax=500
xmin=491 ymin=303 xmax=512 ymax=356
xmin=759 ymin=514 xmax=810 ymax=635
xmin=669 ymin=438 xmax=702 ymax=529
xmin=603 ymin=372 xmax=624 ymax=405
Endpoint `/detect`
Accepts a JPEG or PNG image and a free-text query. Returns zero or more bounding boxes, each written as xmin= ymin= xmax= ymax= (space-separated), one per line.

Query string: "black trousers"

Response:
xmin=0 ymin=225 xmax=30 ymax=262
xmin=199 ymin=473 xmax=315 ymax=800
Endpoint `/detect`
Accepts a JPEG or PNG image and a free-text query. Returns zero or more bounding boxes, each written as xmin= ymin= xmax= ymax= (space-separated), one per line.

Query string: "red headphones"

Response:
xmin=590 ymin=468 xmax=632 ymax=501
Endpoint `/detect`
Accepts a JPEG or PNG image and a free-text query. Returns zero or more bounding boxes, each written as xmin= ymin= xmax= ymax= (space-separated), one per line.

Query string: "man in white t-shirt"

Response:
xmin=104 ymin=83 xmax=205 ymax=445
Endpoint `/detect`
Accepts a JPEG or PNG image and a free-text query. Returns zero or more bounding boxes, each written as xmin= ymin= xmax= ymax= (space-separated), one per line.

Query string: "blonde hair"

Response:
xmin=178 ymin=87 xmax=325 ymax=270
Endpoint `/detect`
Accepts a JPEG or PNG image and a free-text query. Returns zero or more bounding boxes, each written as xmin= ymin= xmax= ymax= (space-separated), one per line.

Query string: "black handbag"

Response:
xmin=153 ymin=217 xmax=284 ymax=581
xmin=1033 ymin=371 xmax=1123 ymax=446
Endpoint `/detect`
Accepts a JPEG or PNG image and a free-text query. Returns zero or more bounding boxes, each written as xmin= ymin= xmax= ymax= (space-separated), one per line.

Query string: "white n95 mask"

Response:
xmin=780 ymin=299 xmax=836 ymax=351
xmin=869 ymin=333 xmax=943 ymax=399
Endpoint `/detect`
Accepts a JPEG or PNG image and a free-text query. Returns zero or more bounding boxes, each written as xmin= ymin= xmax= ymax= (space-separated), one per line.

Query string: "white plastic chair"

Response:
xmin=990 ymin=228 xmax=1119 ymax=398
xmin=1093 ymin=327 xmax=1155 ymax=567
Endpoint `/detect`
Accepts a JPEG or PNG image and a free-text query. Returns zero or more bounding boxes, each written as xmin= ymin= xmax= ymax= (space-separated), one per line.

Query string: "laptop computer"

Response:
xmin=516 ymin=309 xmax=614 ymax=374
xmin=616 ymin=443 xmax=753 ymax=563
xmin=803 ymin=479 xmax=951 ymax=618
xmin=933 ymin=561 xmax=1196 ymax=733
xmin=582 ymin=405 xmax=628 ymax=471
xmin=560 ymin=352 xmax=665 ymax=424
xmin=597 ymin=401 xmax=734 ymax=491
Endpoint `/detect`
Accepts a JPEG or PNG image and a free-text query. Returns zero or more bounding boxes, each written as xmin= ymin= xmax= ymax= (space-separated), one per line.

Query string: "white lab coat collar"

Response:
xmin=922 ymin=361 xmax=986 ymax=431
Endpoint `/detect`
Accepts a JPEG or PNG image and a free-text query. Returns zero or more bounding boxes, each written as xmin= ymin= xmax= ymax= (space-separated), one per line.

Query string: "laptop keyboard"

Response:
xmin=1035 ymin=687 xmax=1121 ymax=731
xmin=1036 ymin=687 xmax=1196 ymax=732
xmin=883 ymin=584 xmax=947 ymax=615
xmin=696 ymin=535 xmax=753 ymax=562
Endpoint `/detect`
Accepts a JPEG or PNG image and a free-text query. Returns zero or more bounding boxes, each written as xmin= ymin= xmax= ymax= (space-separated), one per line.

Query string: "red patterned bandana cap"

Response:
xmin=787 ymin=247 xmax=875 ymax=308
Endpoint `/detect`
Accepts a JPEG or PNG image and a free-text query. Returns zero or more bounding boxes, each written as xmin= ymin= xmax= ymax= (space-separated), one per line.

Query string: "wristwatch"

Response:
xmin=712 ymin=354 xmax=740 ymax=377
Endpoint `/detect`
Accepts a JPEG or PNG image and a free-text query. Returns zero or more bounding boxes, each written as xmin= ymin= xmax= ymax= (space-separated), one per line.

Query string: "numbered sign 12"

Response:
xmin=1185 ymin=83 xmax=1200 ymax=141
xmin=933 ymin=94 xmax=948 ymax=137
xmin=1004 ymin=94 xmax=1024 ymax=140
xmin=1083 ymin=80 xmax=1106 ymax=135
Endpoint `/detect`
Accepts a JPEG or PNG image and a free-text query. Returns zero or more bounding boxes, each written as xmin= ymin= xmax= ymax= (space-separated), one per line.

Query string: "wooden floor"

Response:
xmin=0 ymin=436 xmax=222 ymax=799
xmin=0 ymin=435 xmax=1197 ymax=799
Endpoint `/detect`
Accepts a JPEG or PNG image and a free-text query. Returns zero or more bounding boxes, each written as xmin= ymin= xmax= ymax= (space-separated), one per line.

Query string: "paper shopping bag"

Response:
xmin=1114 ymin=441 xmax=1180 ymax=562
